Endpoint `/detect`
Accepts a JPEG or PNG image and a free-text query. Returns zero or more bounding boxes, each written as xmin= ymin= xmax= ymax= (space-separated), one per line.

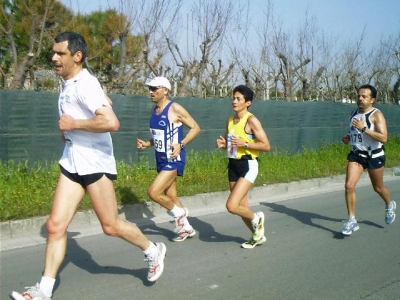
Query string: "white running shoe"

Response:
xmin=10 ymin=283 xmax=51 ymax=300
xmin=341 ymin=220 xmax=360 ymax=235
xmin=145 ymin=242 xmax=167 ymax=282
xmin=385 ymin=201 xmax=396 ymax=224
xmin=252 ymin=211 xmax=265 ymax=241
xmin=241 ymin=235 xmax=267 ymax=249
xmin=172 ymin=227 xmax=196 ymax=242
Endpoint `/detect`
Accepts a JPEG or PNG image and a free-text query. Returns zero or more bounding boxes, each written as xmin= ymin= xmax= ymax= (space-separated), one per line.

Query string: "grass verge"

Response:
xmin=1 ymin=134 xmax=400 ymax=222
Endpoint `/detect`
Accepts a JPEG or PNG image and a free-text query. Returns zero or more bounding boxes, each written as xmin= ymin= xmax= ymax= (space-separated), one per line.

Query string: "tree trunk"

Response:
xmin=392 ymin=77 xmax=400 ymax=104
xmin=9 ymin=56 xmax=36 ymax=89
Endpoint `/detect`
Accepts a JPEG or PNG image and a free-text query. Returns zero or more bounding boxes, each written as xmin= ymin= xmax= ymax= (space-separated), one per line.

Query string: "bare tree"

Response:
xmin=225 ymin=0 xmax=277 ymax=100
xmin=255 ymin=2 xmax=282 ymax=100
xmin=361 ymin=38 xmax=395 ymax=103
xmin=268 ymin=12 xmax=312 ymax=101
xmin=326 ymin=29 xmax=366 ymax=101
xmin=110 ymin=0 xmax=182 ymax=93
xmin=390 ymin=33 xmax=400 ymax=104
xmin=166 ymin=0 xmax=234 ymax=97
xmin=273 ymin=31 xmax=311 ymax=101
xmin=202 ymin=59 xmax=234 ymax=97
xmin=294 ymin=12 xmax=333 ymax=101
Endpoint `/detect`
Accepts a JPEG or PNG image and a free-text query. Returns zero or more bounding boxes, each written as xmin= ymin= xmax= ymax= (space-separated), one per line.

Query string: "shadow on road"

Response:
xmin=189 ymin=217 xmax=246 ymax=244
xmin=38 ymin=225 xmax=157 ymax=293
xmin=121 ymin=202 xmax=245 ymax=244
xmin=260 ymin=202 xmax=383 ymax=239
xmin=137 ymin=215 xmax=246 ymax=245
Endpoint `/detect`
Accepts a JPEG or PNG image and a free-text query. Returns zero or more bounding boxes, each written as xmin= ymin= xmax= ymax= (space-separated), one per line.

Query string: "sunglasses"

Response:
xmin=148 ymin=86 xmax=165 ymax=91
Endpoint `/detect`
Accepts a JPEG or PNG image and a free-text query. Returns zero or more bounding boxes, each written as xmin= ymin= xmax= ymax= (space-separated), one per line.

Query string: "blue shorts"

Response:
xmin=60 ymin=165 xmax=117 ymax=188
xmin=347 ymin=151 xmax=386 ymax=170
xmin=156 ymin=161 xmax=185 ymax=176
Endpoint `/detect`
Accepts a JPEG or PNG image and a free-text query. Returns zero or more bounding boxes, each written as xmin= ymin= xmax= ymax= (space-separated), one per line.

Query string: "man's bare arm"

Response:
xmin=59 ymin=106 xmax=120 ymax=133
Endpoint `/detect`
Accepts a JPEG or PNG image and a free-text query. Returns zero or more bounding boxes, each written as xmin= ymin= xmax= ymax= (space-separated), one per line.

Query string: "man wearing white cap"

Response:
xmin=137 ymin=77 xmax=201 ymax=241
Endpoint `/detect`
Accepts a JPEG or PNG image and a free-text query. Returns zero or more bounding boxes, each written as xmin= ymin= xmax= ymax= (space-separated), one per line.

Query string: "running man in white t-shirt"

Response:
xmin=10 ymin=32 xmax=166 ymax=300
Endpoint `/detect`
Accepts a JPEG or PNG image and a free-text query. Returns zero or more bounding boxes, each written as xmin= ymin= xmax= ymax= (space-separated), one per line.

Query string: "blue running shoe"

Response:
xmin=385 ymin=201 xmax=396 ymax=224
xmin=341 ymin=220 xmax=359 ymax=236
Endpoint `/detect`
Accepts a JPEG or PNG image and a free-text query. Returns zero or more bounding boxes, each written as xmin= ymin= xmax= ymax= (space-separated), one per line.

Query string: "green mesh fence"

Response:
xmin=1 ymin=90 xmax=399 ymax=164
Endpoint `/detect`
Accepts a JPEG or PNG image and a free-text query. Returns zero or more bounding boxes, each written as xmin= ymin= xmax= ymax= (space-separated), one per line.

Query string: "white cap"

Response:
xmin=145 ymin=77 xmax=171 ymax=90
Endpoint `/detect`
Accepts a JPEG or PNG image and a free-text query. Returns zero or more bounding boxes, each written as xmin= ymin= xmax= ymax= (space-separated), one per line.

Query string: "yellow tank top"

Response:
xmin=226 ymin=112 xmax=259 ymax=159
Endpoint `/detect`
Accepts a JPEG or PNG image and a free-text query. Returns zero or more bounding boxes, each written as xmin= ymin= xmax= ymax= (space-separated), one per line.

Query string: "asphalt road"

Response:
xmin=1 ymin=181 xmax=400 ymax=300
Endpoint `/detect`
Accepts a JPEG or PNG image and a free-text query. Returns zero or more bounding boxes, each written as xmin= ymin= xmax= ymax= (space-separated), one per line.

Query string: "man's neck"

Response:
xmin=64 ymin=65 xmax=83 ymax=80
xmin=358 ymin=106 xmax=374 ymax=114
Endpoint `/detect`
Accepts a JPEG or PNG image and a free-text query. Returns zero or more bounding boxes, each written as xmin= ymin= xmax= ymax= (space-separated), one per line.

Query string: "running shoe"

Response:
xmin=241 ymin=235 xmax=267 ymax=249
xmin=341 ymin=220 xmax=360 ymax=235
xmin=172 ymin=227 xmax=196 ymax=242
xmin=385 ymin=200 xmax=396 ymax=224
xmin=174 ymin=208 xmax=189 ymax=232
xmin=10 ymin=283 xmax=51 ymax=300
xmin=252 ymin=211 xmax=265 ymax=241
xmin=145 ymin=242 xmax=166 ymax=282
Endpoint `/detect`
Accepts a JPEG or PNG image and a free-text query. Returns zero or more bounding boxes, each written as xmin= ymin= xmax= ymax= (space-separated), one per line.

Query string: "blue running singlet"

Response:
xmin=149 ymin=101 xmax=186 ymax=165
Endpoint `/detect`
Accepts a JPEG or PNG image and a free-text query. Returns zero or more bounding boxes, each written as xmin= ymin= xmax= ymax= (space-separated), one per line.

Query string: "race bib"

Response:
xmin=151 ymin=128 xmax=165 ymax=152
xmin=150 ymin=128 xmax=172 ymax=157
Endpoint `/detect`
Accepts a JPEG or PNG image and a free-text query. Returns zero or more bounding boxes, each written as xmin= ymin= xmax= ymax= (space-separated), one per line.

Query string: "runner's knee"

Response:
xmin=147 ymin=187 xmax=161 ymax=201
xmin=46 ymin=217 xmax=68 ymax=236
xmin=344 ymin=182 xmax=356 ymax=193
xmin=101 ymin=221 xmax=120 ymax=237
xmin=226 ymin=202 xmax=238 ymax=214
xmin=372 ymin=184 xmax=384 ymax=194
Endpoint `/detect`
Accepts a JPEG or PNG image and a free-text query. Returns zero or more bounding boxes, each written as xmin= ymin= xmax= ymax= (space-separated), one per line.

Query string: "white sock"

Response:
xmin=143 ymin=242 xmax=157 ymax=257
xmin=169 ymin=205 xmax=185 ymax=218
xmin=252 ymin=213 xmax=260 ymax=224
xmin=170 ymin=205 xmax=193 ymax=230
xmin=39 ymin=276 xmax=55 ymax=297
xmin=182 ymin=218 xmax=192 ymax=229
xmin=349 ymin=215 xmax=356 ymax=222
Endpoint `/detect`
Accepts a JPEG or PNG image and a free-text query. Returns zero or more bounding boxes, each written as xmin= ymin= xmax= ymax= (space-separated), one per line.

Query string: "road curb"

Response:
xmin=1 ymin=168 xmax=399 ymax=251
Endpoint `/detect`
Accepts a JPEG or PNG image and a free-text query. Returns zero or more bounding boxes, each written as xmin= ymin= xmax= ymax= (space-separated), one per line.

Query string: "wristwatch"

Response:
xmin=244 ymin=142 xmax=249 ymax=149
xmin=180 ymin=142 xmax=185 ymax=149
xmin=361 ymin=126 xmax=367 ymax=133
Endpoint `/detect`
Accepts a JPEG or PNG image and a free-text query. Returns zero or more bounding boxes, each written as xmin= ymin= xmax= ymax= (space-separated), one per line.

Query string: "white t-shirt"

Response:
xmin=58 ymin=69 xmax=117 ymax=175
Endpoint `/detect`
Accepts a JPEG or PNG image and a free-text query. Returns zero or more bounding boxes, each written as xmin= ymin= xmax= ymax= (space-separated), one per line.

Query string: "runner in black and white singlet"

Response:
xmin=348 ymin=107 xmax=384 ymax=158
xmin=341 ymin=84 xmax=396 ymax=236
xmin=137 ymin=77 xmax=200 ymax=242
